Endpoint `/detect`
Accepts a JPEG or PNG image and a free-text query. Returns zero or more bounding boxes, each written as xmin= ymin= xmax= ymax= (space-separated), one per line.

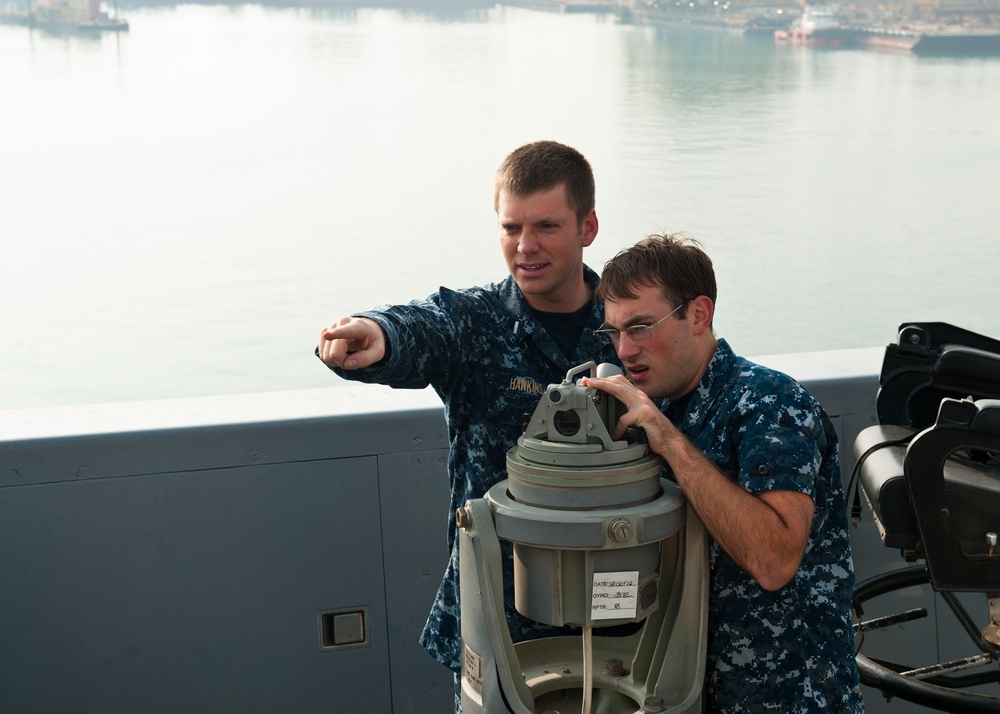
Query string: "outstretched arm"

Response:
xmin=582 ymin=374 xmax=813 ymax=591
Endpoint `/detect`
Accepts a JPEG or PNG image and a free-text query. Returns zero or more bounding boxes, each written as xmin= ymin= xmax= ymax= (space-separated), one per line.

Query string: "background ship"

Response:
xmin=772 ymin=3 xmax=1000 ymax=53
xmin=0 ymin=0 xmax=127 ymax=31
xmin=858 ymin=25 xmax=1000 ymax=52
xmin=774 ymin=4 xmax=861 ymax=45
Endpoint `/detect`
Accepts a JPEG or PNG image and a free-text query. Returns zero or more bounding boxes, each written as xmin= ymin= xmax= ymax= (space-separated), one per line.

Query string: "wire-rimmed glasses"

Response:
xmin=593 ymin=300 xmax=690 ymax=345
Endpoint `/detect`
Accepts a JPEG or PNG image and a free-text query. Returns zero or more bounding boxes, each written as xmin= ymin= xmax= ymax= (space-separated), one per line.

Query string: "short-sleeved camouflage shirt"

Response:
xmin=664 ymin=339 xmax=863 ymax=713
xmin=324 ymin=267 xmax=619 ymax=674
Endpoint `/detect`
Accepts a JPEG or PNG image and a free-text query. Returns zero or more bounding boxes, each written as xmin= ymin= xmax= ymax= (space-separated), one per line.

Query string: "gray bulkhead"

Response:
xmin=0 ymin=348 xmax=977 ymax=712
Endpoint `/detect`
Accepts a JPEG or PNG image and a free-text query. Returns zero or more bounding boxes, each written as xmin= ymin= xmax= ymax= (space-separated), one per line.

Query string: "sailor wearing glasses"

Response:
xmin=584 ymin=233 xmax=863 ymax=713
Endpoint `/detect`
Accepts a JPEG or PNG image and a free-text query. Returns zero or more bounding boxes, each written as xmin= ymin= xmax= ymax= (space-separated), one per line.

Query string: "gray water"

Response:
xmin=2 ymin=3 xmax=999 ymax=410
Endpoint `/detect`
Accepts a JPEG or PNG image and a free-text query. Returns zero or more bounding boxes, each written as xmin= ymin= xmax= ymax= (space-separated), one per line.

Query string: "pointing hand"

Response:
xmin=318 ymin=317 xmax=386 ymax=370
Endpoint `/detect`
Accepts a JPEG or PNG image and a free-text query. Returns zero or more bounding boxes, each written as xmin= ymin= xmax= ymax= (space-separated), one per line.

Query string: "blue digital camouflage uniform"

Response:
xmin=322 ymin=266 xmax=619 ymax=678
xmin=663 ymin=339 xmax=863 ymax=713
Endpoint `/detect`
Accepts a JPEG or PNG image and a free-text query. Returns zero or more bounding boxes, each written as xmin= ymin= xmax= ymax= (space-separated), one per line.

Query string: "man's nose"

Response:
xmin=518 ymin=229 xmax=539 ymax=254
xmin=615 ymin=333 xmax=641 ymax=359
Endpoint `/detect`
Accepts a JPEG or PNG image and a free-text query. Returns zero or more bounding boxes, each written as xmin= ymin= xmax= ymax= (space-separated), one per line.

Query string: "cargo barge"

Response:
xmin=857 ymin=26 xmax=1000 ymax=53
xmin=912 ymin=29 xmax=1000 ymax=53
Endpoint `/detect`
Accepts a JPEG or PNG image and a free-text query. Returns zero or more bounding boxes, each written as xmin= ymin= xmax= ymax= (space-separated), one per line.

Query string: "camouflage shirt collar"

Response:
xmin=501 ymin=265 xmax=603 ymax=340
xmin=672 ymin=338 xmax=736 ymax=431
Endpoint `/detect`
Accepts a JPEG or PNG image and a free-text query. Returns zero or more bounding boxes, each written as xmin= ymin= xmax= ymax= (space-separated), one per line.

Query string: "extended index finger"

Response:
xmin=321 ymin=317 xmax=358 ymax=341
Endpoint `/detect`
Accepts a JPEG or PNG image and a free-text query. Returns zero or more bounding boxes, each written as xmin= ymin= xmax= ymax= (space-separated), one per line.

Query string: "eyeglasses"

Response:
xmin=594 ymin=301 xmax=689 ymax=344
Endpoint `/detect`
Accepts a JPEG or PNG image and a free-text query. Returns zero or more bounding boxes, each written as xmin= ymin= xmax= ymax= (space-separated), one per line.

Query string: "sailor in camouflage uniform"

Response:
xmin=584 ymin=233 xmax=863 ymax=713
xmin=316 ymin=141 xmax=619 ymax=712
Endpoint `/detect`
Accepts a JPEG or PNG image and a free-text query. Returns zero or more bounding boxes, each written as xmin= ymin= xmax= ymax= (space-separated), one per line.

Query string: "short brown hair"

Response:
xmin=598 ymin=233 xmax=717 ymax=317
xmin=493 ymin=141 xmax=595 ymax=226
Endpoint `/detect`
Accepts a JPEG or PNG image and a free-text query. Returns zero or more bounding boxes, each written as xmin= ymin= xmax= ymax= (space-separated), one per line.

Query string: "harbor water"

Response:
xmin=2 ymin=3 xmax=999 ymax=409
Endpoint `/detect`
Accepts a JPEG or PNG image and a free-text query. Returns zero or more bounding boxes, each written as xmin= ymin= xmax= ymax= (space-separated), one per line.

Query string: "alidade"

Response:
xmin=457 ymin=362 xmax=708 ymax=714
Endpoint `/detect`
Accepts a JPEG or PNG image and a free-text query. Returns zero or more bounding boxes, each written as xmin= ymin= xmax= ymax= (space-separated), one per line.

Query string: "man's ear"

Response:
xmin=580 ymin=209 xmax=598 ymax=248
xmin=689 ymin=295 xmax=715 ymax=336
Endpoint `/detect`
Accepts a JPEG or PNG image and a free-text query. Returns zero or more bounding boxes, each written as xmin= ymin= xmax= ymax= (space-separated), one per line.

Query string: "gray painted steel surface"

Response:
xmin=0 ymin=348 xmax=987 ymax=712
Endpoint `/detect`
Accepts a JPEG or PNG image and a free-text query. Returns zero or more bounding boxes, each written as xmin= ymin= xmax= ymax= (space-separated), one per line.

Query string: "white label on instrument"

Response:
xmin=463 ymin=643 xmax=483 ymax=694
xmin=591 ymin=570 xmax=639 ymax=619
